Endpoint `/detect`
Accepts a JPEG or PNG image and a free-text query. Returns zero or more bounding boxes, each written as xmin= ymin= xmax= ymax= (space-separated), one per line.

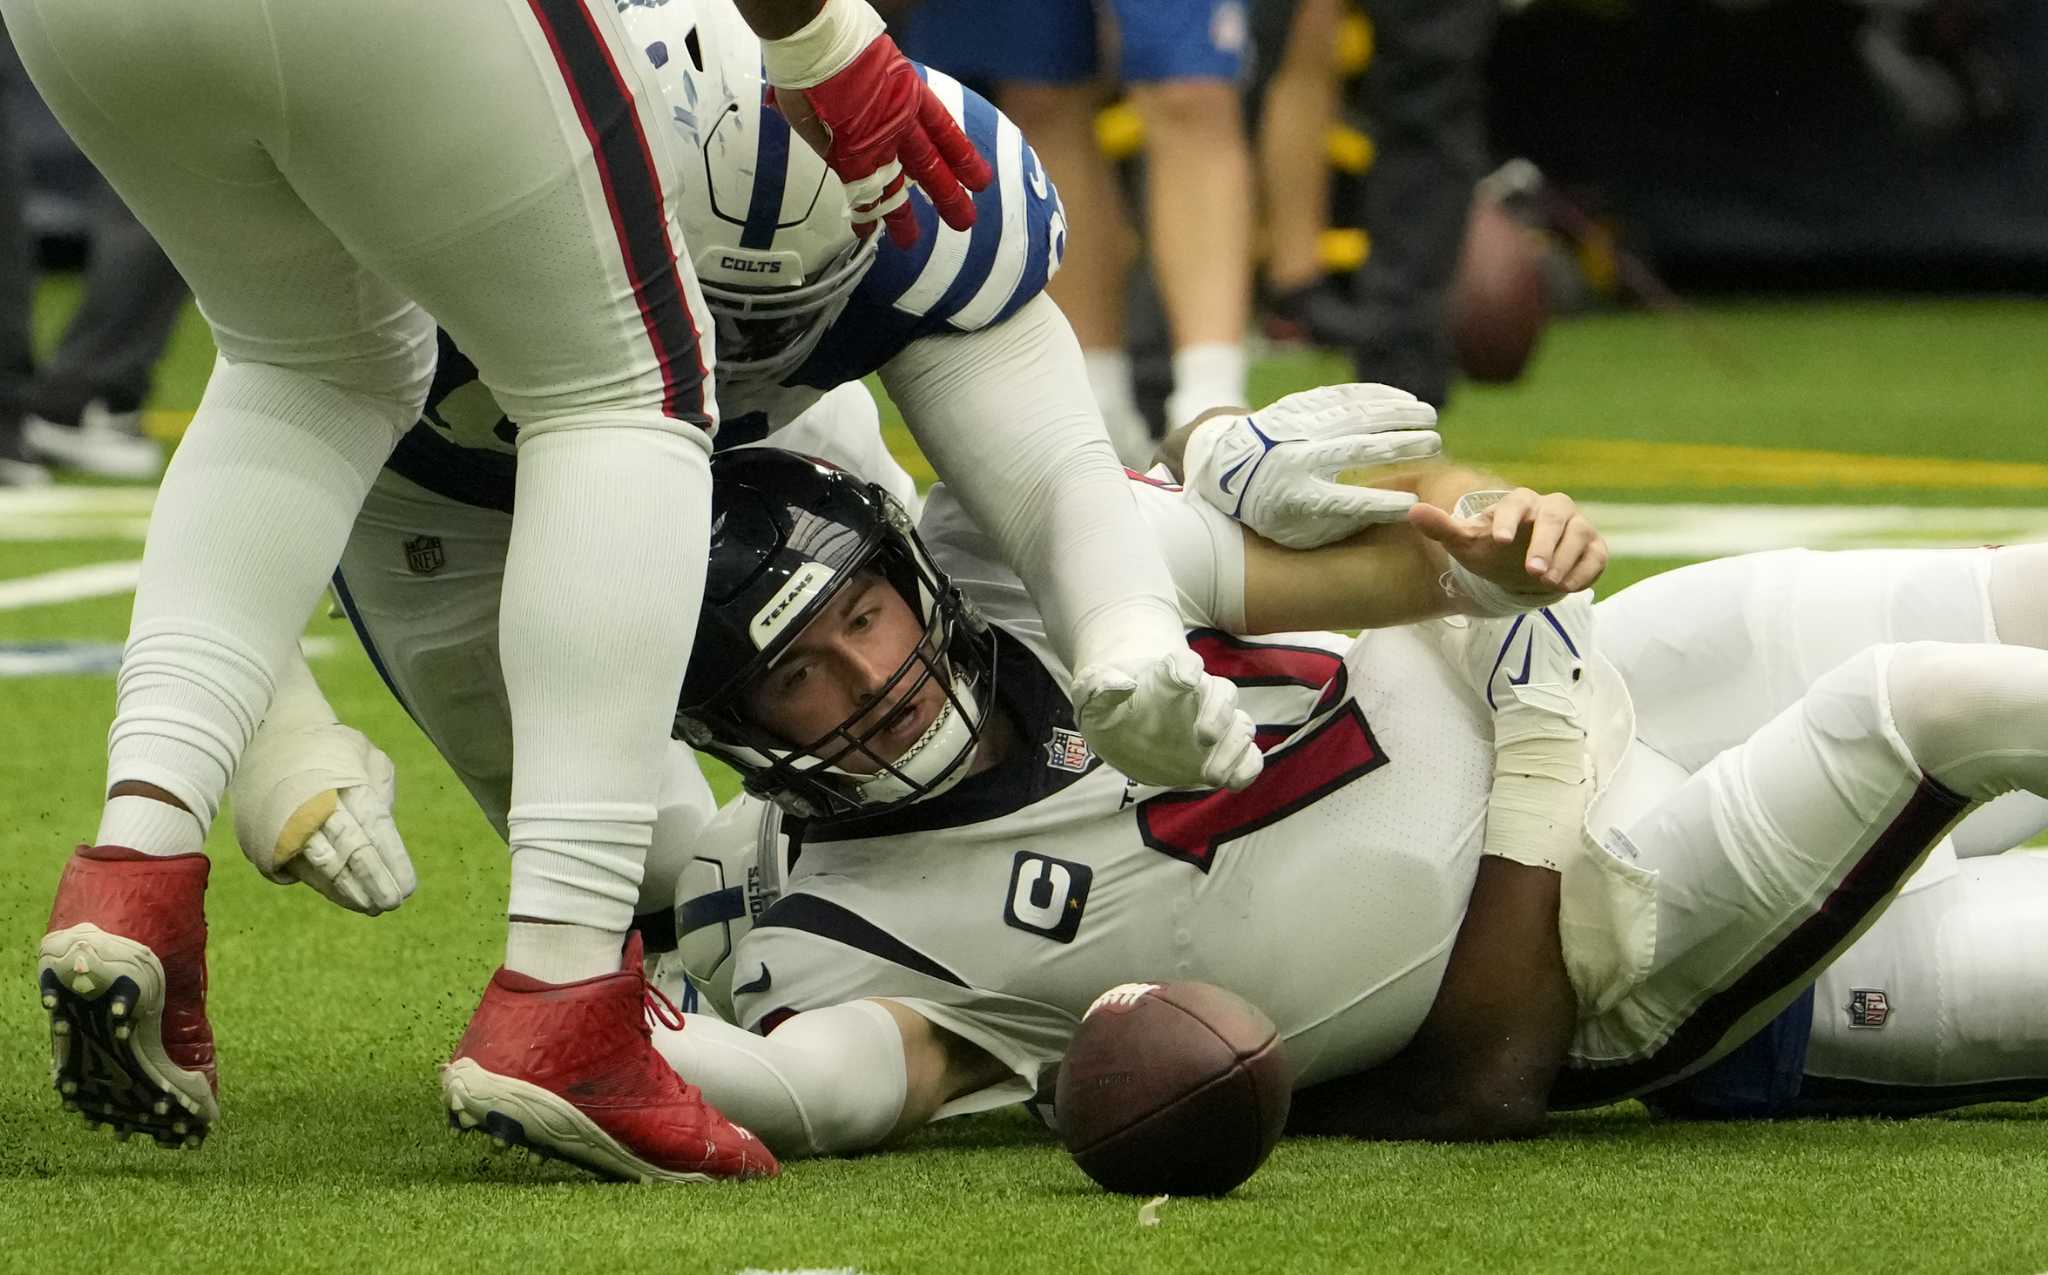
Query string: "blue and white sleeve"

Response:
xmin=855 ymin=68 xmax=1067 ymax=337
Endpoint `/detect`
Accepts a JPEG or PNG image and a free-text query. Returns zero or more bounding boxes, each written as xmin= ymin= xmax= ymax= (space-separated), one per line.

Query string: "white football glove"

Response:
xmin=1183 ymin=383 xmax=1442 ymax=549
xmin=231 ymin=720 xmax=415 ymax=916
xmin=1072 ymin=648 xmax=1263 ymax=791
xmin=1441 ymin=592 xmax=1597 ymax=873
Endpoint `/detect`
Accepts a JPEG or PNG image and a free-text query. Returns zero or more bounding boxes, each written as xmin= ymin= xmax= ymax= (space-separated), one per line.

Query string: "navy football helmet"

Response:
xmin=677 ymin=448 xmax=996 ymax=819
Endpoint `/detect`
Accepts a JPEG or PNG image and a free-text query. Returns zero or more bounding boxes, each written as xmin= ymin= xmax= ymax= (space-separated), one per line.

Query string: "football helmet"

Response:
xmin=618 ymin=0 xmax=877 ymax=395
xmin=676 ymin=448 xmax=996 ymax=819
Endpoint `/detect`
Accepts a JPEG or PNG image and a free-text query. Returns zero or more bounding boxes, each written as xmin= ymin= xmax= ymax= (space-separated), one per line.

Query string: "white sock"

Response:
xmin=1165 ymin=341 xmax=1247 ymax=434
xmin=95 ymin=795 xmax=205 ymax=857
xmin=501 ymin=426 xmax=711 ymax=944
xmin=107 ymin=357 xmax=417 ymax=828
xmin=1083 ymin=348 xmax=1154 ymax=468
xmin=1989 ymin=544 xmax=2048 ymax=650
xmin=504 ymin=921 xmax=624 ymax=984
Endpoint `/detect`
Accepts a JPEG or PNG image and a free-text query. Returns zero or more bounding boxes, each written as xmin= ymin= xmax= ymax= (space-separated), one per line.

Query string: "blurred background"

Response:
xmin=3 ymin=0 xmax=2043 ymax=525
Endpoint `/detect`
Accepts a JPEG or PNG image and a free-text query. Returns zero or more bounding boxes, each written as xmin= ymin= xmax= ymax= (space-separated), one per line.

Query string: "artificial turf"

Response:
xmin=3 ymin=293 xmax=2045 ymax=1274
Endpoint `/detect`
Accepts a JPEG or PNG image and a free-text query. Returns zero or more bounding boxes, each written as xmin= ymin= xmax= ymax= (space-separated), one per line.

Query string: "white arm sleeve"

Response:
xmin=262 ymin=644 xmax=342 ymax=733
xmin=654 ymin=1001 xmax=909 ymax=1159
xmin=880 ymin=293 xmax=1187 ymax=673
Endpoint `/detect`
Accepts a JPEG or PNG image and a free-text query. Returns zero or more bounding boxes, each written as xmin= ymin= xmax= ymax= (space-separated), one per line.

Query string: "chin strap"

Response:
xmin=849 ymin=675 xmax=981 ymax=806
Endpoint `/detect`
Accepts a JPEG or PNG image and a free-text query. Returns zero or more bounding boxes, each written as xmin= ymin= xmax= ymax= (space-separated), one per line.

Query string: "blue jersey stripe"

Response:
xmin=740 ymin=101 xmax=792 ymax=250
xmin=926 ymin=88 xmax=1007 ymax=322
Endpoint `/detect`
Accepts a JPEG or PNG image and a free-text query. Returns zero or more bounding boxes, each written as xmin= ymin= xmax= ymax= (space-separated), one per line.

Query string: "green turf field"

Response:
xmin=4 ymin=294 xmax=2047 ymax=1274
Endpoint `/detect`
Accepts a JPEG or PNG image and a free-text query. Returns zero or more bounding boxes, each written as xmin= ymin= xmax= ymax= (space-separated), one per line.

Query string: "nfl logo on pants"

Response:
xmin=404 ymin=535 xmax=446 ymax=576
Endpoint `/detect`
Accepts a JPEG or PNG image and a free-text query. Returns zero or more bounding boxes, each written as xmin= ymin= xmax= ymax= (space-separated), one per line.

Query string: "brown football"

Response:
xmin=1054 ymin=981 xmax=1291 ymax=1196
xmin=1450 ymin=195 xmax=1551 ymax=383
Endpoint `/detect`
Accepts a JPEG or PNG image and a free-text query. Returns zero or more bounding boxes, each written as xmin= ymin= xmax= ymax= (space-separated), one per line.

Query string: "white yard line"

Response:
xmin=0 ymin=560 xmax=142 ymax=611
xmin=1583 ymin=503 xmax=2048 ymax=558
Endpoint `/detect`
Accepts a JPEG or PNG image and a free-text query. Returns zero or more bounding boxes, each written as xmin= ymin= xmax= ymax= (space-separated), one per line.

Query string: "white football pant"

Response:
xmin=1555 ymin=546 xmax=2048 ymax=1103
xmin=4 ymin=0 xmax=721 ymax=937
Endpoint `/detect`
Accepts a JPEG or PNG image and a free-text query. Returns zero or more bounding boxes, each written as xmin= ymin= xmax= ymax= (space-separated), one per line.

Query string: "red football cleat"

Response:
xmin=440 ymin=933 xmax=778 ymax=1183
xmin=38 ymin=845 xmax=219 ymax=1147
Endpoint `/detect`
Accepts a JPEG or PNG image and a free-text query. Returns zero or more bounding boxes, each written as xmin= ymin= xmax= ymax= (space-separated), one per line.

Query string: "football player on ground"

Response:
xmin=19 ymin=0 xmax=1098 ymax=1185
xmin=237 ymin=374 xmax=2048 ymax=1155
xmin=639 ymin=434 xmax=2048 ymax=1153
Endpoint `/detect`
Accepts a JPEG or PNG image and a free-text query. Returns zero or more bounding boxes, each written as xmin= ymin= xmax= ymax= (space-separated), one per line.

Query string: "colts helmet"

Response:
xmin=676 ymin=448 xmax=997 ymax=820
xmin=618 ymin=0 xmax=876 ymax=396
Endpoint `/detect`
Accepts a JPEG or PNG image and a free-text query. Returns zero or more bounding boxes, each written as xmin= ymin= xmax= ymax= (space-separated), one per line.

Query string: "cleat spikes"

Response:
xmin=456 ymin=1111 xmax=480 ymax=1129
xmin=153 ymin=1099 xmax=170 ymax=1116
xmin=492 ymin=1135 xmax=510 ymax=1149
xmin=60 ymin=1080 xmax=77 ymax=1096
xmin=50 ymin=1017 xmax=70 ymax=1037
xmin=113 ymin=1024 xmax=130 ymax=1041
xmin=109 ymin=999 xmax=128 ymax=1018
xmin=70 ymin=975 xmax=93 ymax=995
xmin=41 ymin=993 xmax=56 ymax=1009
xmin=184 ymin=1135 xmax=201 ymax=1149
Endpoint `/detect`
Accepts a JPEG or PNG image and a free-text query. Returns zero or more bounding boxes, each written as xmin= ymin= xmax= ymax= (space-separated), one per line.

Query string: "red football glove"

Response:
xmin=761 ymin=2 xmax=992 ymax=249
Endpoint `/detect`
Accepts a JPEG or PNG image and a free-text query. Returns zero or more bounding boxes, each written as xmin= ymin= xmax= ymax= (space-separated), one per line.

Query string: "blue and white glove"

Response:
xmin=232 ymin=720 xmax=416 ymax=916
xmin=1183 ymin=383 xmax=1442 ymax=549
xmin=1073 ymin=648 xmax=1263 ymax=791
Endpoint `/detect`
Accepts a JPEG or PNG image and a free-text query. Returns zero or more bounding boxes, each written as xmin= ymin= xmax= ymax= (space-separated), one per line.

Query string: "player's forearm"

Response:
xmin=881 ymin=295 xmax=1187 ymax=672
xmin=1288 ymin=859 xmax=1573 ymax=1142
xmin=655 ymin=1002 xmax=911 ymax=1158
xmin=1241 ymin=523 xmax=1456 ymax=633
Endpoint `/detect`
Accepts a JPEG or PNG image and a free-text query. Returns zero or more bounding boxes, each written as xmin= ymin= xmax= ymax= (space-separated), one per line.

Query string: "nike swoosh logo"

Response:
xmin=1507 ymin=641 xmax=1534 ymax=687
xmin=734 ymin=965 xmax=772 ymax=997
xmin=1486 ymin=615 xmax=1528 ymax=710
xmin=1217 ymin=453 xmax=1256 ymax=497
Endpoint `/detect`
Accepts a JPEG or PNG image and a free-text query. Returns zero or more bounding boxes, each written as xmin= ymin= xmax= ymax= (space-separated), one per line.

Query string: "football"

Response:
xmin=1450 ymin=193 xmax=1551 ymax=383
xmin=1054 ymin=981 xmax=1292 ymax=1196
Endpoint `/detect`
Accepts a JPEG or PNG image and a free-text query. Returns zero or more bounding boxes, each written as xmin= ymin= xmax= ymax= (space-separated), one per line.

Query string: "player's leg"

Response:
xmin=334 ymin=473 xmax=718 ymax=926
xmin=1556 ymin=638 xmax=2048 ymax=1107
xmin=1598 ymin=545 xmax=2048 ymax=771
xmin=1115 ymin=0 xmax=1255 ymax=433
xmin=333 ymin=470 xmax=517 ymax=834
xmin=907 ymin=0 xmax=1153 ymax=465
xmin=1255 ymin=0 xmax=1351 ymax=331
xmin=8 ymin=0 xmax=433 ymax=1146
xmin=262 ymin=1 xmax=769 ymax=1180
xmin=1343 ymin=0 xmax=1494 ymax=407
xmin=1794 ymin=852 xmax=2048 ymax=1114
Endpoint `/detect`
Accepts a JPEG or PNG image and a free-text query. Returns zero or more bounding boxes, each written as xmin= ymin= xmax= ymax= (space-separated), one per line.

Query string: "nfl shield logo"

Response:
xmin=1043 ymin=726 xmax=1092 ymax=773
xmin=1847 ymin=988 xmax=1891 ymax=1029
xmin=404 ymin=535 xmax=446 ymax=576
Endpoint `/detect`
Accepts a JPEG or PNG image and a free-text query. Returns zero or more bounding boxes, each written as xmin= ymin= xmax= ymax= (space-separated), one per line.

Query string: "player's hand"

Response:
xmin=1182 ymin=384 xmax=1442 ymax=549
xmin=1072 ymin=649 xmax=1263 ymax=791
xmin=761 ymin=0 xmax=992 ymax=249
xmin=231 ymin=721 xmax=415 ymax=916
xmin=1409 ymin=487 xmax=1608 ymax=612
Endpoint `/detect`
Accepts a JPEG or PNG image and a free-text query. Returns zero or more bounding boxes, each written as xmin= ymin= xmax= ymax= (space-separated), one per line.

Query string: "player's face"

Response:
xmin=740 ymin=572 xmax=945 ymax=774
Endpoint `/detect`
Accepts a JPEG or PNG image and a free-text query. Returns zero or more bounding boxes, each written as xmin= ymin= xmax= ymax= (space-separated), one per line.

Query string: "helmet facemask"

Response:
xmin=678 ymin=491 xmax=998 ymax=821
xmin=701 ymin=234 xmax=879 ymax=394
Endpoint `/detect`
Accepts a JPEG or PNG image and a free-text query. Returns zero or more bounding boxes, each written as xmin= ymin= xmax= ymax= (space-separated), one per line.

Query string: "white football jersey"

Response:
xmin=710 ymin=479 xmax=1497 ymax=1113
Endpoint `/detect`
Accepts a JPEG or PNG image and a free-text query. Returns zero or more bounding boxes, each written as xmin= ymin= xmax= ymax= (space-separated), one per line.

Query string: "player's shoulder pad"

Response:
xmin=853 ymin=65 xmax=1068 ymax=336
